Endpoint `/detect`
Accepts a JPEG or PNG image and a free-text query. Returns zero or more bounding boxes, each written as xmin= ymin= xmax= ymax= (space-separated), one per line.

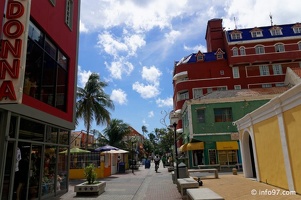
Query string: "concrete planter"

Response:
xmin=74 ymin=181 xmax=106 ymax=196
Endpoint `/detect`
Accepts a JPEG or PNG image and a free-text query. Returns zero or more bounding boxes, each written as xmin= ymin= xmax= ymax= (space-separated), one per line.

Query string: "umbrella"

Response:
xmin=105 ymin=149 xmax=129 ymax=154
xmin=59 ymin=147 xmax=90 ymax=154
xmin=94 ymin=145 xmax=119 ymax=152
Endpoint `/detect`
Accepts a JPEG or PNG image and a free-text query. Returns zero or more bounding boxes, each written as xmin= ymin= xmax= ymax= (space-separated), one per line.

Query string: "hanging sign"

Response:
xmin=0 ymin=0 xmax=31 ymax=103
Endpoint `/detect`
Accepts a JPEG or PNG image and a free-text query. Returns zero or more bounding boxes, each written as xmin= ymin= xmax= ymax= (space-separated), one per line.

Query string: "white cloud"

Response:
xmin=80 ymin=20 xmax=89 ymax=33
xmin=124 ymin=34 xmax=146 ymax=56
xmin=132 ymin=82 xmax=160 ymax=99
xmin=141 ymin=66 xmax=162 ymax=84
xmin=105 ymin=59 xmax=134 ymax=80
xmin=97 ymin=32 xmax=128 ymax=57
xmin=77 ymin=66 xmax=92 ymax=87
xmin=110 ymin=89 xmax=127 ymax=105
xmin=184 ymin=44 xmax=207 ymax=53
xmin=156 ymin=97 xmax=173 ymax=107
xmin=148 ymin=111 xmax=154 ymax=118
xmin=165 ymin=30 xmax=181 ymax=44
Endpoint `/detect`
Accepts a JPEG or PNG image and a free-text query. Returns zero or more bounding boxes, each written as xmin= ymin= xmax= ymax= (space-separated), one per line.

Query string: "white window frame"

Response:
xmin=239 ymin=47 xmax=246 ymax=55
xmin=220 ymin=70 xmax=224 ymax=75
xmin=179 ymin=91 xmax=189 ymax=101
xmin=255 ymin=45 xmax=265 ymax=54
xmin=232 ymin=67 xmax=240 ymax=78
xmin=216 ymin=54 xmax=223 ymax=59
xmin=234 ymin=85 xmax=241 ymax=90
xmin=259 ymin=65 xmax=270 ymax=76
xmin=293 ymin=27 xmax=301 ymax=34
xmin=276 ymin=83 xmax=285 ymax=87
xmin=65 ymin=0 xmax=74 ymax=29
xmin=232 ymin=47 xmax=238 ymax=56
xmin=298 ymin=42 xmax=301 ymax=50
xmin=231 ymin=33 xmax=242 ymax=40
xmin=270 ymin=28 xmax=282 ymax=36
xmin=217 ymin=86 xmax=227 ymax=91
xmin=275 ymin=43 xmax=285 ymax=52
xmin=251 ymin=31 xmax=263 ymax=38
xmin=193 ymin=88 xmax=203 ymax=99
xmin=273 ymin=64 xmax=283 ymax=75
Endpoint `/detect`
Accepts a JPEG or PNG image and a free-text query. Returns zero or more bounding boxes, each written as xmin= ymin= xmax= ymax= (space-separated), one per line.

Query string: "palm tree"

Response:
xmin=141 ymin=125 xmax=148 ymax=138
xmin=102 ymin=119 xmax=131 ymax=148
xmin=76 ymin=73 xmax=114 ymax=149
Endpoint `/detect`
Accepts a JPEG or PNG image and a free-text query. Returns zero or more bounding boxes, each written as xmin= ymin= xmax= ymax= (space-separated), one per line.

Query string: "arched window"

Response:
xmin=232 ymin=47 xmax=238 ymax=56
xmin=255 ymin=45 xmax=265 ymax=54
xmin=275 ymin=43 xmax=285 ymax=52
xmin=239 ymin=47 xmax=246 ymax=55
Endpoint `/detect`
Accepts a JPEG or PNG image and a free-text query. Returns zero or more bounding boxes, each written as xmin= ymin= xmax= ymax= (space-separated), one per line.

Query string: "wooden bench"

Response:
xmin=188 ymin=169 xmax=219 ymax=179
xmin=177 ymin=178 xmax=199 ymax=199
xmin=187 ymin=188 xmax=224 ymax=200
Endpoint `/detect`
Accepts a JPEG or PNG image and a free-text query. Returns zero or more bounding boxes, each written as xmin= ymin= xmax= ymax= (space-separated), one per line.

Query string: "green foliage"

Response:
xmin=84 ymin=164 xmax=97 ymax=184
xmin=76 ymin=73 xmax=115 ymax=149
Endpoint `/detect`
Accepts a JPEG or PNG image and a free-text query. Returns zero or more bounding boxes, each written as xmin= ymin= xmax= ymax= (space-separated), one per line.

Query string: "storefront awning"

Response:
xmin=186 ymin=142 xmax=204 ymax=151
xmin=179 ymin=144 xmax=187 ymax=152
xmin=216 ymin=141 xmax=239 ymax=150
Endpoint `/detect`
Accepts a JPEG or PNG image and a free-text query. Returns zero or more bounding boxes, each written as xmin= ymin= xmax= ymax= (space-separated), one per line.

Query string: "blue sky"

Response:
xmin=76 ymin=0 xmax=300 ymax=135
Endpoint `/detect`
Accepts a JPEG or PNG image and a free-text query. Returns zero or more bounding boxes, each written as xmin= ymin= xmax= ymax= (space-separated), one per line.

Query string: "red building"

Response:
xmin=0 ymin=0 xmax=80 ymax=199
xmin=173 ymin=18 xmax=301 ymax=142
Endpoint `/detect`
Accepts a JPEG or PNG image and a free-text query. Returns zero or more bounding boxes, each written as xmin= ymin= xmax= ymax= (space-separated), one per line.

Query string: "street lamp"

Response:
xmin=131 ymin=137 xmax=137 ymax=174
xmin=170 ymin=110 xmax=180 ymax=179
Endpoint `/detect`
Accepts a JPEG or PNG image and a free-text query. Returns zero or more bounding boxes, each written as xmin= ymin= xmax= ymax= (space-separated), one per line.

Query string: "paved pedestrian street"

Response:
xmin=50 ymin=162 xmax=301 ymax=200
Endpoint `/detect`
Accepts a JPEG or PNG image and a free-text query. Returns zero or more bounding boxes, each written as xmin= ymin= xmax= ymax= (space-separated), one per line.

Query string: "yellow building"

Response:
xmin=234 ymin=83 xmax=301 ymax=194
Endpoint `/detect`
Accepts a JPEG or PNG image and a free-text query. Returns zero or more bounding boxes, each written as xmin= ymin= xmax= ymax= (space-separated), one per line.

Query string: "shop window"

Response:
xmin=214 ymin=108 xmax=232 ymax=122
xmin=218 ymin=150 xmax=238 ymax=165
xmin=25 ymin=21 xmax=68 ymax=112
xmin=58 ymin=129 xmax=69 ymax=145
xmin=192 ymin=150 xmax=204 ymax=166
xmin=46 ymin=127 xmax=58 ymax=143
xmin=19 ymin=118 xmax=44 ymax=141
xmin=208 ymin=149 xmax=217 ymax=164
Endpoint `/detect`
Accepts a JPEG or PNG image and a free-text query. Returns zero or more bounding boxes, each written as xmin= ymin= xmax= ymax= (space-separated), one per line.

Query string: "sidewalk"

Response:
xmin=50 ymin=162 xmax=301 ymax=200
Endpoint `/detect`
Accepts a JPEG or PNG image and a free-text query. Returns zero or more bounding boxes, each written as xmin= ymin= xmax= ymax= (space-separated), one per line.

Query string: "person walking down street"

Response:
xmin=161 ymin=155 xmax=167 ymax=168
xmin=154 ymin=155 xmax=160 ymax=172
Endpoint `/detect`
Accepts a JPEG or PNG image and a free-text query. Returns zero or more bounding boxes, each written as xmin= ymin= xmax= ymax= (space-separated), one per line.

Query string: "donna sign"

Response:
xmin=0 ymin=0 xmax=31 ymax=103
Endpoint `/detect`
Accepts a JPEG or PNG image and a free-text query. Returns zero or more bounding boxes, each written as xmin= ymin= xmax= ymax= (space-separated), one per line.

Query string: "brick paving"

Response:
xmin=49 ymin=162 xmax=301 ymax=200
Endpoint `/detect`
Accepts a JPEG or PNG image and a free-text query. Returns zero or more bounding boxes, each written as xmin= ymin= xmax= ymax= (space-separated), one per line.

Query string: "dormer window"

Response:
xmin=250 ymin=28 xmax=263 ymax=38
xmin=270 ymin=26 xmax=283 ymax=36
xmin=230 ymin=31 xmax=242 ymax=40
xmin=196 ymin=51 xmax=204 ymax=62
xmin=292 ymin=23 xmax=301 ymax=34
xmin=215 ymin=48 xmax=225 ymax=60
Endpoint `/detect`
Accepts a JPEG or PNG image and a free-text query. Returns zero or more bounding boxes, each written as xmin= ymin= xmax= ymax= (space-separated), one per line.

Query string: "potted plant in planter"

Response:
xmin=74 ymin=164 xmax=106 ymax=196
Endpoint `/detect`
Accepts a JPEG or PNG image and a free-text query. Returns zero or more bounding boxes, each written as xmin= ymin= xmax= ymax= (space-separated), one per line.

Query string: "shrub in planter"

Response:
xmin=84 ymin=163 xmax=97 ymax=184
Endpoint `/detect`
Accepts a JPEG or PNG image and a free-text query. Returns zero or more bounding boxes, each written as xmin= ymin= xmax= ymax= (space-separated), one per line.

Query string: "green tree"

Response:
xmin=76 ymin=73 xmax=114 ymax=149
xmin=141 ymin=125 xmax=148 ymax=138
xmin=102 ymin=119 xmax=131 ymax=148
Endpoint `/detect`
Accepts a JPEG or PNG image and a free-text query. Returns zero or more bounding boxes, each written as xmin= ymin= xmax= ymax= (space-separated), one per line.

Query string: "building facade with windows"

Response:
xmin=180 ymin=88 xmax=288 ymax=169
xmin=0 ymin=0 xmax=80 ymax=199
xmin=172 ymin=18 xmax=301 ymax=168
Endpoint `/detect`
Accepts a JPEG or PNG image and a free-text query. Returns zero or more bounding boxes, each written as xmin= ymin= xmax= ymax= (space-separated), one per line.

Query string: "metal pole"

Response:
xmin=174 ymin=122 xmax=179 ymax=179
xmin=132 ymin=141 xmax=134 ymax=174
